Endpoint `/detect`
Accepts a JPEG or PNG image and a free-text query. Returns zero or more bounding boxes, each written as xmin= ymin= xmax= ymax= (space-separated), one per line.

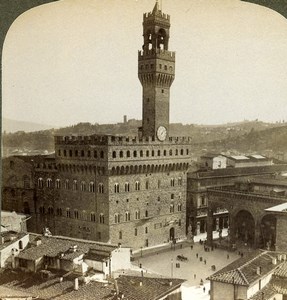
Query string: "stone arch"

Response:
xmin=260 ymin=214 xmax=277 ymax=250
xmin=234 ymin=210 xmax=256 ymax=246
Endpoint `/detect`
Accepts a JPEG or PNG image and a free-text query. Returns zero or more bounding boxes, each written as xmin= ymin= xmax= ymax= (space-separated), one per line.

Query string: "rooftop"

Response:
xmin=207 ymin=250 xmax=287 ymax=286
xmin=0 ymin=269 xmax=184 ymax=300
xmin=18 ymin=234 xmax=119 ymax=261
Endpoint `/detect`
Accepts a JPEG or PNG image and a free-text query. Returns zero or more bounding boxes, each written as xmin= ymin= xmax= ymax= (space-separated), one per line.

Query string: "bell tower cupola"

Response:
xmin=138 ymin=1 xmax=175 ymax=141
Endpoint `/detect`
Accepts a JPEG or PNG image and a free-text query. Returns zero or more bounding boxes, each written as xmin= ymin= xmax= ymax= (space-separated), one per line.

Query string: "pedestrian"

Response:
xmin=203 ymin=287 xmax=206 ymax=293
xmin=204 ymin=259 xmax=206 ymax=265
xmin=227 ymin=254 xmax=229 ymax=259
xmin=194 ymin=274 xmax=196 ymax=279
xmin=196 ymin=253 xmax=198 ymax=258
xmin=190 ymin=245 xmax=193 ymax=250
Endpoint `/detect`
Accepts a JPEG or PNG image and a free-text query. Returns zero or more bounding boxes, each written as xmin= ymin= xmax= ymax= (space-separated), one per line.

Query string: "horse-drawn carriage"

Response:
xmin=177 ymin=254 xmax=188 ymax=262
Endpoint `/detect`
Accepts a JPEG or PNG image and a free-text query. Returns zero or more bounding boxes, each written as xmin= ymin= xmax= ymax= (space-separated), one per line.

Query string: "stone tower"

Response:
xmin=138 ymin=2 xmax=175 ymax=141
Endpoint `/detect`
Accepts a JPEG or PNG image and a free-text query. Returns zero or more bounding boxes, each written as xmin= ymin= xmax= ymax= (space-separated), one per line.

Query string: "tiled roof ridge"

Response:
xmin=237 ymin=268 xmax=249 ymax=285
xmin=237 ymin=250 xmax=267 ymax=271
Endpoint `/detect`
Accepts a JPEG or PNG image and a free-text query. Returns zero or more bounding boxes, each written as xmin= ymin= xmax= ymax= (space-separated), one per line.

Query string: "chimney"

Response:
xmin=74 ymin=278 xmax=79 ymax=291
xmin=256 ymin=267 xmax=261 ymax=275
xmin=272 ymin=258 xmax=277 ymax=265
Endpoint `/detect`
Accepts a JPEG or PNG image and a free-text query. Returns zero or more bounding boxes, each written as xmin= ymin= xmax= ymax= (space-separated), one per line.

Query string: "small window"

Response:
xmin=135 ymin=210 xmax=140 ymax=220
xmin=100 ymin=151 xmax=104 ymax=159
xmin=94 ymin=150 xmax=98 ymax=158
xmin=38 ymin=178 xmax=44 ymax=189
xmin=170 ymin=204 xmax=174 ymax=213
xmin=125 ymin=182 xmax=130 ymax=192
xmin=125 ymin=212 xmax=130 ymax=222
xmin=133 ymin=151 xmax=137 ymax=158
xmin=127 ymin=151 xmax=130 ymax=158
xmin=46 ymin=178 xmax=52 ymax=188
xmin=69 ymin=150 xmax=73 ymax=157
xmin=66 ymin=209 xmax=71 ymax=218
xmin=58 ymin=150 xmax=61 ymax=156
xmin=73 ymin=180 xmax=78 ymax=191
xmin=164 ymin=65 xmax=167 ymax=70
xmin=89 ymin=182 xmax=95 ymax=193
xmin=115 ymin=214 xmax=120 ymax=223
xmin=135 ymin=228 xmax=138 ymax=236
xmin=81 ymin=181 xmax=86 ymax=192
xmin=112 ymin=151 xmax=117 ymax=158
xmin=81 ymin=150 xmax=85 ymax=157
xmin=140 ymin=150 xmax=143 ymax=157
xmin=87 ymin=150 xmax=91 ymax=157
xmin=120 ymin=151 xmax=123 ymax=158
xmin=164 ymin=150 xmax=167 ymax=156
xmin=158 ymin=150 xmax=161 ymax=156
xmin=146 ymin=150 xmax=149 ymax=157
xmin=90 ymin=212 xmax=96 ymax=222
xmin=74 ymin=210 xmax=79 ymax=219
xmin=145 ymin=210 xmax=148 ymax=218
xmin=135 ymin=181 xmax=140 ymax=191
xmin=64 ymin=150 xmax=67 ymax=157
xmin=162 ymin=89 xmax=164 ymax=93
xmin=152 ymin=150 xmax=154 ymax=156
xmin=98 ymin=183 xmax=104 ymax=193
xmin=145 ymin=180 xmax=149 ymax=190
xmin=99 ymin=213 xmax=104 ymax=224
xmin=119 ymin=231 xmax=122 ymax=239
xmin=114 ymin=183 xmax=120 ymax=193
xmin=75 ymin=150 xmax=78 ymax=157
xmin=145 ymin=227 xmax=148 ymax=234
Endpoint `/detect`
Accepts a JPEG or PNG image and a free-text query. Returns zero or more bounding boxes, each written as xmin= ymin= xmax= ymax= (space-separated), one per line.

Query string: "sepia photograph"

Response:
xmin=1 ymin=0 xmax=287 ymax=299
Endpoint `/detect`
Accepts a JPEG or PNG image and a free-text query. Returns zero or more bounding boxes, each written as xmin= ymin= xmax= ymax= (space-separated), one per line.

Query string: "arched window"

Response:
xmin=99 ymin=213 xmax=105 ymax=224
xmin=100 ymin=151 xmax=104 ymax=159
xmin=114 ymin=183 xmax=120 ymax=193
xmin=63 ymin=149 xmax=67 ymax=157
xmin=125 ymin=182 xmax=130 ymax=192
xmin=114 ymin=213 xmax=120 ymax=223
xmin=73 ymin=180 xmax=78 ymax=191
xmin=170 ymin=178 xmax=175 ymax=187
xmin=169 ymin=149 xmax=173 ymax=156
xmin=135 ymin=228 xmax=138 ymax=236
xmin=90 ymin=212 xmax=96 ymax=222
xmin=180 ymin=149 xmax=184 ymax=155
xmin=56 ymin=208 xmax=62 ymax=216
xmin=75 ymin=150 xmax=78 ymax=157
xmin=39 ymin=206 xmax=45 ymax=214
xmin=81 ymin=181 xmax=86 ymax=192
xmin=120 ymin=151 xmax=123 ymax=158
xmin=145 ymin=180 xmax=149 ymax=190
xmin=65 ymin=179 xmax=70 ymax=190
xmin=94 ymin=150 xmax=98 ymax=158
xmin=135 ymin=181 xmax=140 ymax=191
xmin=81 ymin=150 xmax=85 ymax=157
xmin=66 ymin=209 xmax=71 ymax=218
xmin=125 ymin=212 xmax=130 ymax=222
xmin=127 ymin=150 xmax=130 ymax=158
xmin=38 ymin=178 xmax=43 ymax=189
xmin=112 ymin=151 xmax=117 ymax=158
xmin=175 ymin=149 xmax=178 ymax=156
xmin=178 ymin=177 xmax=182 ymax=186
xmin=186 ymin=149 xmax=189 ymax=155
xmin=158 ymin=150 xmax=161 ymax=156
xmin=89 ymin=182 xmax=95 ymax=193
xmin=87 ymin=150 xmax=91 ymax=157
xmin=74 ymin=210 xmax=79 ymax=219
xmin=170 ymin=204 xmax=174 ymax=213
xmin=56 ymin=179 xmax=61 ymax=189
xmin=146 ymin=150 xmax=149 ymax=157
xmin=23 ymin=176 xmax=30 ymax=189
xmin=46 ymin=178 xmax=52 ymax=188
xmin=133 ymin=150 xmax=137 ymax=158
xmin=69 ymin=149 xmax=73 ymax=157
xmin=82 ymin=210 xmax=87 ymax=220
xmin=98 ymin=183 xmax=104 ymax=193
xmin=178 ymin=204 xmax=182 ymax=212
xmin=145 ymin=210 xmax=148 ymax=218
xmin=135 ymin=210 xmax=140 ymax=220
xmin=140 ymin=150 xmax=143 ymax=157
xmin=119 ymin=231 xmax=122 ymax=239
xmin=163 ymin=150 xmax=167 ymax=156
xmin=48 ymin=207 xmax=54 ymax=215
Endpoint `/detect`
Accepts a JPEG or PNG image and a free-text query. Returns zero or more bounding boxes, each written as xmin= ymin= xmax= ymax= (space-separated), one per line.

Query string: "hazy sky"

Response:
xmin=3 ymin=0 xmax=287 ymax=127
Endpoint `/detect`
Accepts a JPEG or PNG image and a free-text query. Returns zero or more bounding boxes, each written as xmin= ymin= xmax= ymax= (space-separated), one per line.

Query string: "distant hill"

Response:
xmin=2 ymin=118 xmax=56 ymax=133
xmin=200 ymin=124 xmax=287 ymax=153
xmin=2 ymin=119 xmax=286 ymax=158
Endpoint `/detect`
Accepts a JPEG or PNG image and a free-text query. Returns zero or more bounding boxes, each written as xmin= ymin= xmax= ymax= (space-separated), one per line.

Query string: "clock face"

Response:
xmin=157 ymin=126 xmax=167 ymax=141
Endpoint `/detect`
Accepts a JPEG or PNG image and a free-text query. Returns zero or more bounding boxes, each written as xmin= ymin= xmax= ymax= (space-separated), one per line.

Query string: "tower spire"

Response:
xmin=152 ymin=0 xmax=160 ymax=14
